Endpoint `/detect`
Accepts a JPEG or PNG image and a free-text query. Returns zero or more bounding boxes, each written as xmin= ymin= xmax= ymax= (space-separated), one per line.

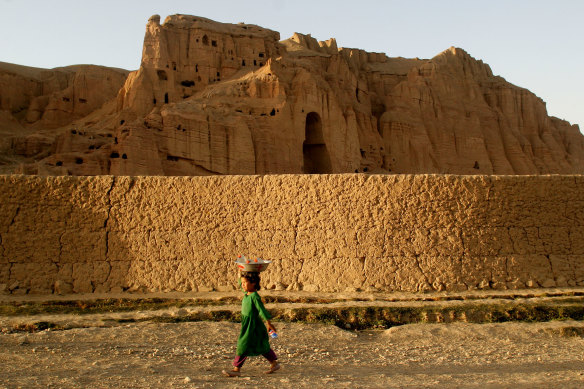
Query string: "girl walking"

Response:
xmin=222 ymin=271 xmax=281 ymax=376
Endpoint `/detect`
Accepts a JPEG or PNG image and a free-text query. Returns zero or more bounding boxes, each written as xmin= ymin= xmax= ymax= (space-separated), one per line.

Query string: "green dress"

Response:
xmin=236 ymin=290 xmax=272 ymax=356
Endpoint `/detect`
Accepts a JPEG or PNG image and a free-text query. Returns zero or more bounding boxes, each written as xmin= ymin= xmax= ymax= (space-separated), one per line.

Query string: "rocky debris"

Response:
xmin=0 ymin=15 xmax=583 ymax=175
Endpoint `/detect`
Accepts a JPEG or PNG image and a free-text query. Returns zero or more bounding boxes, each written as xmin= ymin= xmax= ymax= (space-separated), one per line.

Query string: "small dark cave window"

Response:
xmin=242 ymin=59 xmax=246 ymax=66
xmin=120 ymin=120 xmax=125 ymax=125
xmin=153 ymin=98 xmax=157 ymax=105
xmin=259 ymin=52 xmax=264 ymax=58
xmin=254 ymin=60 xmax=257 ymax=66
xmin=75 ymin=158 xmax=83 ymax=164
xmin=122 ymin=154 xmax=127 ymax=159
xmin=71 ymin=129 xmax=77 ymax=134
xmin=211 ymin=40 xmax=217 ymax=47
xmin=473 ymin=161 xmax=480 ymax=170
xmin=167 ymin=155 xmax=179 ymax=162
xmin=164 ymin=93 xmax=169 ymax=104
xmin=157 ymin=70 xmax=168 ymax=81
xmin=56 ymin=161 xmax=63 ymax=167
xmin=270 ymin=108 xmax=276 ymax=116
xmin=195 ymin=64 xmax=199 ymax=72
xmin=202 ymin=35 xmax=209 ymax=46
xmin=78 ymin=98 xmax=87 ymax=103
xmin=110 ymin=152 xmax=120 ymax=159
xmin=181 ymin=80 xmax=195 ymax=87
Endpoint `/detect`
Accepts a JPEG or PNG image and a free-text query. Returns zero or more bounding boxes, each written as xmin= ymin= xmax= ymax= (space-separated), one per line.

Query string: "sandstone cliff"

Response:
xmin=1 ymin=14 xmax=583 ymax=175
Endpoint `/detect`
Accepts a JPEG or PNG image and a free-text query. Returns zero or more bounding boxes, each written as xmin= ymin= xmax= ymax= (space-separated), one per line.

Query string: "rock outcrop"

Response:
xmin=0 ymin=62 xmax=129 ymax=174
xmin=1 ymin=14 xmax=583 ymax=175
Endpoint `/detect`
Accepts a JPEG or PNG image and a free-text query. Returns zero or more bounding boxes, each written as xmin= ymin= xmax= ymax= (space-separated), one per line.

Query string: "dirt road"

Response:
xmin=2 ymin=320 xmax=584 ymax=388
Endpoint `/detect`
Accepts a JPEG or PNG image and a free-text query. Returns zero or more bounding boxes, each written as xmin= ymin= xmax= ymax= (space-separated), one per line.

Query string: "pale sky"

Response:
xmin=1 ymin=0 xmax=583 ymax=131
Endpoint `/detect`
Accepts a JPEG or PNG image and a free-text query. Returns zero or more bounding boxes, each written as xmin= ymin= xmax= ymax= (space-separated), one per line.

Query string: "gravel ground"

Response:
xmin=1 ymin=320 xmax=584 ymax=388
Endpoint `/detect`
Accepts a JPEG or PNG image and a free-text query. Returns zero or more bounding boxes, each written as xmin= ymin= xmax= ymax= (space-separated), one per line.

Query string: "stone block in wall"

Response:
xmin=389 ymin=256 xmax=433 ymax=292
xmin=548 ymin=255 xmax=582 ymax=287
xmin=355 ymin=227 xmax=384 ymax=260
xmin=298 ymin=255 xmax=365 ymax=292
xmin=233 ymin=229 xmax=297 ymax=261
xmin=71 ymin=261 xmax=112 ymax=293
xmin=538 ymin=227 xmax=571 ymax=255
xmin=103 ymin=231 xmax=134 ymax=263
xmin=293 ymin=229 xmax=320 ymax=259
xmin=261 ymin=255 xmax=302 ymax=291
xmin=506 ymin=255 xmax=555 ymax=288
xmin=460 ymin=256 xmax=510 ymax=289
xmin=72 ymin=263 xmax=95 ymax=293
xmin=409 ymin=228 xmax=465 ymax=258
xmin=417 ymin=255 xmax=467 ymax=291
xmin=1 ymin=231 xmax=61 ymax=263
xmin=0 ymin=263 xmax=8 ymax=284
xmin=570 ymin=227 xmax=584 ymax=255
xmin=362 ymin=256 xmax=400 ymax=290
xmin=57 ymin=263 xmax=73 ymax=280
xmin=104 ymin=261 xmax=131 ymax=292
xmin=125 ymin=258 xmax=219 ymax=292
xmin=461 ymin=228 xmax=508 ymax=257
xmin=569 ymin=201 xmax=584 ymax=225
xmin=59 ymin=230 xmax=107 ymax=263
xmin=9 ymin=262 xmax=58 ymax=294
xmin=460 ymin=255 xmax=488 ymax=289
xmin=0 ymin=203 xmax=18 ymax=230
xmin=53 ymin=280 xmax=73 ymax=295
xmin=508 ymin=227 xmax=538 ymax=255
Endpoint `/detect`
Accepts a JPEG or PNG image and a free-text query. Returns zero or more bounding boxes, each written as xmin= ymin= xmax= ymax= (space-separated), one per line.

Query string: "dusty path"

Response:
xmin=1 ymin=320 xmax=584 ymax=388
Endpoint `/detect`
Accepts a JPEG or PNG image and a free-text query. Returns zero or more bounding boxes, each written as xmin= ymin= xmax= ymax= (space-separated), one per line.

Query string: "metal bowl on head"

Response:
xmin=235 ymin=255 xmax=271 ymax=272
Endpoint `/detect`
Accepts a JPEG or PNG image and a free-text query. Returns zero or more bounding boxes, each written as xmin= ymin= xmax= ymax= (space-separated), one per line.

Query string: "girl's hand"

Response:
xmin=266 ymin=320 xmax=276 ymax=333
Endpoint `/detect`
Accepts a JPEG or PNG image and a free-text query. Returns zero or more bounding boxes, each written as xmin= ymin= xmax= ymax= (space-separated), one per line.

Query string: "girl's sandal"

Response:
xmin=264 ymin=363 xmax=281 ymax=374
xmin=222 ymin=369 xmax=241 ymax=377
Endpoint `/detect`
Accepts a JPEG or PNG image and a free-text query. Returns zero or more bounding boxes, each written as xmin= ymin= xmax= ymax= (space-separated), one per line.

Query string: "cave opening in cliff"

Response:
xmin=303 ymin=112 xmax=332 ymax=174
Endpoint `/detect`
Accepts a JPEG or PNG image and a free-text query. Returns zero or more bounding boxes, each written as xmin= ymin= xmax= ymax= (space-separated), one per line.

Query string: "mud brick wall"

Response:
xmin=1 ymin=175 xmax=583 ymax=294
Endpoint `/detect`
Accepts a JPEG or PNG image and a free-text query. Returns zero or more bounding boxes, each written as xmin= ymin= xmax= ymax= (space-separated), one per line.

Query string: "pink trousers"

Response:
xmin=232 ymin=349 xmax=278 ymax=368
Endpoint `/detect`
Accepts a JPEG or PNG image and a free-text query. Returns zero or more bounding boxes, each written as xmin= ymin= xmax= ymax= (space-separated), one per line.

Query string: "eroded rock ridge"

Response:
xmin=1 ymin=14 xmax=583 ymax=175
